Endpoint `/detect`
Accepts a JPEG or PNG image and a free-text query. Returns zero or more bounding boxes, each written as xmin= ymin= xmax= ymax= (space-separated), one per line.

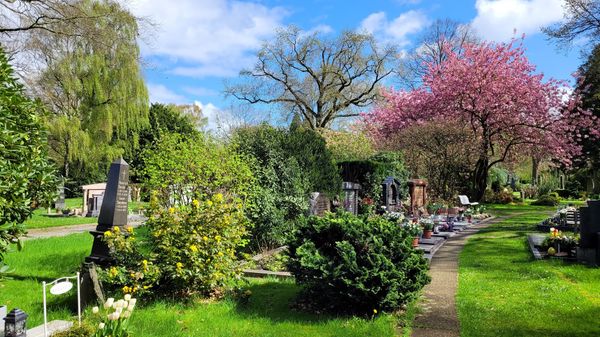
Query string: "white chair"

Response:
xmin=458 ymin=195 xmax=479 ymax=207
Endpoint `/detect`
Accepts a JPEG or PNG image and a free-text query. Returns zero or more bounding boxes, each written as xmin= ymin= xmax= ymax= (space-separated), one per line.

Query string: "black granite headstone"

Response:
xmin=577 ymin=200 xmax=600 ymax=265
xmin=342 ymin=182 xmax=361 ymax=215
xmin=85 ymin=158 xmax=129 ymax=265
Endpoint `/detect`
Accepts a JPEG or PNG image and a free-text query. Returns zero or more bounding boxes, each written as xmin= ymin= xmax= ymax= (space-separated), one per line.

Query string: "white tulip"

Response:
xmin=122 ymin=310 xmax=131 ymax=318
xmin=114 ymin=311 xmax=121 ymax=320
xmin=127 ymin=303 xmax=135 ymax=312
xmin=105 ymin=298 xmax=115 ymax=307
xmin=92 ymin=306 xmax=99 ymax=314
xmin=129 ymin=298 xmax=137 ymax=305
xmin=112 ymin=302 xmax=118 ymax=309
xmin=124 ymin=294 xmax=132 ymax=301
xmin=98 ymin=323 xmax=105 ymax=329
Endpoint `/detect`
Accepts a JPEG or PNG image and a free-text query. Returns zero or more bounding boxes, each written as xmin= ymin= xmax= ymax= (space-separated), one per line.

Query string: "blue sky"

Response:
xmin=128 ymin=0 xmax=582 ymax=129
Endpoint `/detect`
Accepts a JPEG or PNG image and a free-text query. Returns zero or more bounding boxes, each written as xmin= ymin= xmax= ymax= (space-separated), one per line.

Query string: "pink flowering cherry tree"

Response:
xmin=364 ymin=39 xmax=599 ymax=200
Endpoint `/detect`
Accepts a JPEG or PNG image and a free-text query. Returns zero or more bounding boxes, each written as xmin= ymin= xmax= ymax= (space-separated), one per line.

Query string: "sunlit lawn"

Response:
xmin=0 ymin=233 xmax=412 ymax=337
xmin=457 ymin=204 xmax=600 ymax=337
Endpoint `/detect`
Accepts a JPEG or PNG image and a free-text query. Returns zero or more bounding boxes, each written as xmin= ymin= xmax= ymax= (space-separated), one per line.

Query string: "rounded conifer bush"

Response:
xmin=286 ymin=212 xmax=430 ymax=315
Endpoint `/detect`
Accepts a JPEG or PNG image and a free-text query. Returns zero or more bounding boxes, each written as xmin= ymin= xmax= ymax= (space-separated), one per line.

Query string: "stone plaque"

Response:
xmin=309 ymin=192 xmax=330 ymax=216
xmin=342 ymin=182 xmax=361 ymax=215
xmin=86 ymin=158 xmax=129 ymax=265
xmin=55 ymin=185 xmax=66 ymax=210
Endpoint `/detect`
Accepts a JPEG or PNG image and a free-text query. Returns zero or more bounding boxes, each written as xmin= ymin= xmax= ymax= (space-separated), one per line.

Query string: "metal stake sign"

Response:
xmin=42 ymin=272 xmax=81 ymax=337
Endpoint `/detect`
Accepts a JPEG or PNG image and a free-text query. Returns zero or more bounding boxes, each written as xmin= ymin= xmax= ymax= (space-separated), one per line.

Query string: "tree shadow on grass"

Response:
xmin=233 ymin=280 xmax=342 ymax=324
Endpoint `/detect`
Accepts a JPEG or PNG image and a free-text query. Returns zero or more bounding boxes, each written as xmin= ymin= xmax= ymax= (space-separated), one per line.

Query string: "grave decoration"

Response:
xmin=3 ymin=308 xmax=27 ymax=337
xmin=536 ymin=205 xmax=579 ymax=232
xmin=407 ymin=179 xmax=428 ymax=216
xmin=85 ymin=158 xmax=129 ymax=266
xmin=577 ymin=200 xmax=600 ymax=266
xmin=342 ymin=182 xmax=361 ymax=215
xmin=381 ymin=176 xmax=402 ymax=212
xmin=43 ymin=273 xmax=81 ymax=337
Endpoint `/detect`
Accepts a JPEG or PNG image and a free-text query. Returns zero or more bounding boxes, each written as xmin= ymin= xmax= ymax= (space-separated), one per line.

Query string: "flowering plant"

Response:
xmin=383 ymin=212 xmax=405 ymax=224
xmin=92 ymin=295 xmax=136 ymax=337
xmin=404 ymin=222 xmax=422 ymax=237
xmin=419 ymin=218 xmax=434 ymax=231
xmin=101 ymin=192 xmax=249 ymax=298
xmin=541 ymin=227 xmax=579 ymax=253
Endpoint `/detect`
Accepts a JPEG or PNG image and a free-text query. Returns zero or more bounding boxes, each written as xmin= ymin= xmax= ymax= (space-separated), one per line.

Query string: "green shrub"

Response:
xmin=532 ymin=194 xmax=560 ymax=206
xmin=0 ymin=48 xmax=57 ymax=266
xmin=231 ymin=125 xmax=311 ymax=250
xmin=286 ymin=212 xmax=430 ymax=315
xmin=482 ymin=189 xmax=513 ymax=204
xmin=338 ymin=151 xmax=409 ymax=207
xmin=101 ymin=193 xmax=248 ymax=298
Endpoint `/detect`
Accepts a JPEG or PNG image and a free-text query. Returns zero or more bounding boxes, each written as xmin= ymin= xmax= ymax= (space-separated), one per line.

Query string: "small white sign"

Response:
xmin=50 ymin=281 xmax=73 ymax=295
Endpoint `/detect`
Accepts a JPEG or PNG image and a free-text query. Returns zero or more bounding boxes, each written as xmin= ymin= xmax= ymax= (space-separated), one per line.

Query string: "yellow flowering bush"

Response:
xmin=101 ymin=193 xmax=249 ymax=298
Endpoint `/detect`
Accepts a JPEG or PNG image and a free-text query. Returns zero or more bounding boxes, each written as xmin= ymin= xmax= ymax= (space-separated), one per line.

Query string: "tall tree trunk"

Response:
xmin=531 ymin=156 xmax=539 ymax=186
xmin=472 ymin=156 xmax=489 ymax=201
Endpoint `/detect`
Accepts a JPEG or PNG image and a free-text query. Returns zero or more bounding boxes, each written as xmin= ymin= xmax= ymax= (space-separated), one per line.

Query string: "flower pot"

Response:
xmin=412 ymin=237 xmax=420 ymax=247
xmin=423 ymin=230 xmax=432 ymax=239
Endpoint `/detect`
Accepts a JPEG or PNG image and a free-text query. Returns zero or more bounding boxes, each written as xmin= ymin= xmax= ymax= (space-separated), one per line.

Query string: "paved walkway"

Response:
xmin=411 ymin=216 xmax=505 ymax=337
xmin=25 ymin=221 xmax=144 ymax=240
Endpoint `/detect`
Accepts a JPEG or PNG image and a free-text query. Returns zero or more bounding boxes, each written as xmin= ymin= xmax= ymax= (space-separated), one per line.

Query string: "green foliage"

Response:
xmin=141 ymin=133 xmax=255 ymax=208
xmin=38 ymin=0 xmax=148 ymax=190
xmin=319 ymin=129 xmax=375 ymax=162
xmin=231 ymin=124 xmax=310 ymax=250
xmin=127 ymin=103 xmax=200 ymax=183
xmin=286 ymin=212 xmax=430 ymax=315
xmin=532 ymin=194 xmax=560 ymax=206
xmin=286 ymin=125 xmax=341 ymax=196
xmin=338 ymin=152 xmax=409 ymax=205
xmin=483 ymin=189 xmax=514 ymax=204
xmin=488 ymin=167 xmax=509 ymax=192
xmin=0 ymin=48 xmax=58 ymax=265
xmin=102 ymin=194 xmax=248 ymax=298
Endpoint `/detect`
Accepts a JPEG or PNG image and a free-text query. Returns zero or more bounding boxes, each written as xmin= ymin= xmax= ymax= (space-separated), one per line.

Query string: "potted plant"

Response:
xmin=405 ymin=222 xmax=422 ymax=247
xmin=464 ymin=208 xmax=473 ymax=223
xmin=420 ymin=218 xmax=434 ymax=239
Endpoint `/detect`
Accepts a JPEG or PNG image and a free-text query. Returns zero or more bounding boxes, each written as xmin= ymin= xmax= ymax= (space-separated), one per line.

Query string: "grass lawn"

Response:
xmin=458 ymin=204 xmax=600 ymax=337
xmin=0 ymin=233 xmax=412 ymax=336
xmin=22 ymin=198 xmax=148 ymax=229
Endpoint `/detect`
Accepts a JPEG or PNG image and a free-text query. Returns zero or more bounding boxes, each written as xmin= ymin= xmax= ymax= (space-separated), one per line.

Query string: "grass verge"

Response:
xmin=457 ymin=205 xmax=600 ymax=337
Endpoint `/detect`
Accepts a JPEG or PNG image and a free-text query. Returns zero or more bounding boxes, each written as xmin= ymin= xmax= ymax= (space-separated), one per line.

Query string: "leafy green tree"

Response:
xmin=226 ymin=26 xmax=396 ymax=129
xmin=33 ymin=0 xmax=148 ymax=188
xmin=141 ymin=133 xmax=255 ymax=208
xmin=0 ymin=49 xmax=57 ymax=266
xmin=231 ymin=124 xmax=310 ymax=250
xmin=126 ymin=103 xmax=201 ymax=183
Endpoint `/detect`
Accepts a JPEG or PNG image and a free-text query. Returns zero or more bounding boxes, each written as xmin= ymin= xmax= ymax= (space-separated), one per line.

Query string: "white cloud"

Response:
xmin=148 ymin=83 xmax=186 ymax=104
xmin=359 ymin=10 xmax=429 ymax=47
xmin=127 ymin=0 xmax=287 ymax=78
xmin=471 ymin=0 xmax=564 ymax=41
xmin=194 ymin=101 xmax=242 ymax=132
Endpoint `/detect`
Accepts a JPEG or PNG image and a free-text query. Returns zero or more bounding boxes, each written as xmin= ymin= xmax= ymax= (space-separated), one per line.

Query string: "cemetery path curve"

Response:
xmin=410 ymin=216 xmax=508 ymax=337
xmin=24 ymin=221 xmax=144 ymax=240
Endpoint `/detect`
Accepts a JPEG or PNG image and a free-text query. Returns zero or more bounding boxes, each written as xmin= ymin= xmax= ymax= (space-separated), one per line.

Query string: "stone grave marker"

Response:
xmin=54 ymin=185 xmax=66 ymax=210
xmin=342 ymin=182 xmax=361 ymax=215
xmin=85 ymin=158 xmax=129 ymax=266
xmin=577 ymin=200 xmax=600 ymax=265
xmin=309 ymin=192 xmax=330 ymax=216
xmin=408 ymin=179 xmax=428 ymax=216
xmin=382 ymin=176 xmax=401 ymax=212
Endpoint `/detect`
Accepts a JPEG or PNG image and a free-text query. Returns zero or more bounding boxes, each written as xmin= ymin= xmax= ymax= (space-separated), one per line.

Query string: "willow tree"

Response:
xmin=30 ymin=0 xmax=148 ymax=180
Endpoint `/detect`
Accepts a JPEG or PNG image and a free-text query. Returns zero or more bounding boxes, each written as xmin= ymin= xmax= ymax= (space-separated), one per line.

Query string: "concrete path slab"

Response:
xmin=25 ymin=220 xmax=144 ymax=240
xmin=411 ymin=216 xmax=503 ymax=337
